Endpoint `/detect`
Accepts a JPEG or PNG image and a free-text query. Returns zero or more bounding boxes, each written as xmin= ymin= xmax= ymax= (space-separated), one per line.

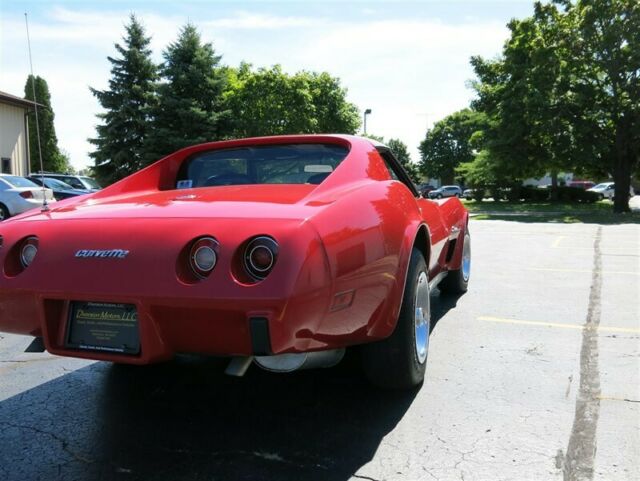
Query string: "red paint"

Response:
xmin=0 ymin=135 xmax=468 ymax=363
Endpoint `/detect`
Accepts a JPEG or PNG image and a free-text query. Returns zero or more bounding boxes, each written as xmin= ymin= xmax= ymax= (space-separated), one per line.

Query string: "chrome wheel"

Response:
xmin=414 ymin=271 xmax=430 ymax=365
xmin=462 ymin=232 xmax=471 ymax=282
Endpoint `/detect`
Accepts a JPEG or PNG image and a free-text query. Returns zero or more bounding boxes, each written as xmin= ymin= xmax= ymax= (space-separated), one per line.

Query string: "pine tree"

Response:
xmin=144 ymin=24 xmax=229 ymax=162
xmin=24 ymin=75 xmax=68 ymax=173
xmin=89 ymin=15 xmax=157 ymax=185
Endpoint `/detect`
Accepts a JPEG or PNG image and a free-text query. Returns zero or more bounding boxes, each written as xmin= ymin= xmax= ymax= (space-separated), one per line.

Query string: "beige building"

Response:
xmin=0 ymin=90 xmax=34 ymax=177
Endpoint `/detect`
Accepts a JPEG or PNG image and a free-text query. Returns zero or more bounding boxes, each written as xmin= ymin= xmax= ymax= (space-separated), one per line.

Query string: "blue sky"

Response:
xmin=1 ymin=1 xmax=535 ymax=170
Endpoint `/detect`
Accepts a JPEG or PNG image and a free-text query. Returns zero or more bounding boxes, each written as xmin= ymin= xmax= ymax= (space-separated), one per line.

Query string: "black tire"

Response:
xmin=361 ymin=248 xmax=430 ymax=389
xmin=0 ymin=203 xmax=9 ymax=222
xmin=439 ymin=230 xmax=471 ymax=294
xmin=436 ymin=194 xmax=442 ymax=199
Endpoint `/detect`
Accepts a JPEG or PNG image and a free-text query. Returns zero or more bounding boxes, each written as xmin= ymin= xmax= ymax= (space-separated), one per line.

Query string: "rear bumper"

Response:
xmin=7 ymin=197 xmax=46 ymax=216
xmin=0 ymin=287 xmax=333 ymax=365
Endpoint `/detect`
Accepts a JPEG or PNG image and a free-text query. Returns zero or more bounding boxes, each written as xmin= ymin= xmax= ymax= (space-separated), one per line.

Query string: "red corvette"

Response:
xmin=0 ymin=135 xmax=469 ymax=389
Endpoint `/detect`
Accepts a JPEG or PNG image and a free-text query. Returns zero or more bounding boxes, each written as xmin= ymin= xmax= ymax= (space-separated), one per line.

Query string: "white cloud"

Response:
xmin=0 ymin=6 xmax=509 ymax=171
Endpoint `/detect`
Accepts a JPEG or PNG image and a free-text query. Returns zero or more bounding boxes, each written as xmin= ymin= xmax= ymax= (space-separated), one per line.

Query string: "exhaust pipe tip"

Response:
xmin=254 ymin=349 xmax=345 ymax=373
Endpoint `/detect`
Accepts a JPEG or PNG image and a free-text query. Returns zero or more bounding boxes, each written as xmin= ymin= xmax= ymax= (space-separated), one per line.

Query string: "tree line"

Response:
xmin=89 ymin=17 xmax=364 ymax=185
xmin=418 ymin=0 xmax=639 ymax=213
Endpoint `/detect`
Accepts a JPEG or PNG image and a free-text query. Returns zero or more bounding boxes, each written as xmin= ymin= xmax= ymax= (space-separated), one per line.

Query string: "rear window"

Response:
xmin=2 ymin=176 xmax=38 ymax=188
xmin=176 ymin=144 xmax=349 ymax=189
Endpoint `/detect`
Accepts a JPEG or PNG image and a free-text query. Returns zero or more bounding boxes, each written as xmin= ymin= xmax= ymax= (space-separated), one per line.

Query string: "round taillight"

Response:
xmin=20 ymin=237 xmax=39 ymax=268
xmin=244 ymin=236 xmax=278 ymax=280
xmin=189 ymin=237 xmax=218 ymax=278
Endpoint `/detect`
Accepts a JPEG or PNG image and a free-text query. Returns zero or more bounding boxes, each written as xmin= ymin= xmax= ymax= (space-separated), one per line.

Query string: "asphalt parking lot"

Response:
xmin=0 ymin=219 xmax=638 ymax=481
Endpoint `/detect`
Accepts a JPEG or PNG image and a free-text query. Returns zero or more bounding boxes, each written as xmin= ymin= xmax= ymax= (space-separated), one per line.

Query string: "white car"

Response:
xmin=0 ymin=175 xmax=56 ymax=221
xmin=587 ymin=182 xmax=634 ymax=200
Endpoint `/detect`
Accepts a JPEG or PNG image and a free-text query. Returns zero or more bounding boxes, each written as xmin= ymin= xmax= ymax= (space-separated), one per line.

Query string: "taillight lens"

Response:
xmin=244 ymin=236 xmax=278 ymax=281
xmin=189 ymin=237 xmax=218 ymax=278
xmin=19 ymin=191 xmax=34 ymax=199
xmin=20 ymin=236 xmax=39 ymax=268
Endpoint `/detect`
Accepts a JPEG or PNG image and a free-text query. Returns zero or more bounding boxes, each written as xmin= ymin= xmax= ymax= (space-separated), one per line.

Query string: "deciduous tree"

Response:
xmin=224 ymin=65 xmax=360 ymax=137
xmin=418 ymin=109 xmax=487 ymax=185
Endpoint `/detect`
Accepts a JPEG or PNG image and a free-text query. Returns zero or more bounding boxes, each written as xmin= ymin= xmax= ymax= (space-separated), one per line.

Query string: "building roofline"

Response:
xmin=0 ymin=90 xmax=44 ymax=110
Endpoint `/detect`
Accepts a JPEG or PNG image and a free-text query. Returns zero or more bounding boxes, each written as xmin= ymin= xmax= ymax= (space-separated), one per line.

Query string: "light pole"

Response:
xmin=363 ymin=109 xmax=372 ymax=135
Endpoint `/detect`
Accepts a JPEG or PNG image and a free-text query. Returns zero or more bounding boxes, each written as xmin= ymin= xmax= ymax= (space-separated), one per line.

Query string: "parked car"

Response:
xmin=27 ymin=176 xmax=90 ymax=201
xmin=463 ymin=188 xmax=476 ymax=200
xmin=416 ymin=183 xmax=436 ymax=197
xmin=38 ymin=173 xmax=102 ymax=192
xmin=0 ymin=175 xmax=56 ymax=221
xmin=428 ymin=185 xmax=462 ymax=199
xmin=0 ymin=135 xmax=470 ymax=389
xmin=567 ymin=180 xmax=595 ymax=190
xmin=587 ymin=182 xmax=634 ymax=200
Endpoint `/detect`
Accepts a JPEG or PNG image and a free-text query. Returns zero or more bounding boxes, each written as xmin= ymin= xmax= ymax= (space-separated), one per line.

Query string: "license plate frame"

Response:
xmin=65 ymin=301 xmax=140 ymax=355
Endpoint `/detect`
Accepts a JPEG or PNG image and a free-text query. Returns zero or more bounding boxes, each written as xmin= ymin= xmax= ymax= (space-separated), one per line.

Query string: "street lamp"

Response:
xmin=363 ymin=109 xmax=372 ymax=135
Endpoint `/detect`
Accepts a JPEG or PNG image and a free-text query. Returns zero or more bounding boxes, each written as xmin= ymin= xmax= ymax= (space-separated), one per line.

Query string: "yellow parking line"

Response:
xmin=527 ymin=267 xmax=639 ymax=276
xmin=478 ymin=316 xmax=640 ymax=334
xmin=552 ymin=236 xmax=565 ymax=248
xmin=553 ymin=246 xmax=634 ymax=252
xmin=597 ymin=395 xmax=640 ymax=403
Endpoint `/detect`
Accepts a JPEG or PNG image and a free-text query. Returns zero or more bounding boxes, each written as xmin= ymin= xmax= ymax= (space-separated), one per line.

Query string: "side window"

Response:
xmin=381 ymin=155 xmax=400 ymax=181
xmin=62 ymin=177 xmax=84 ymax=189
xmin=379 ymin=151 xmax=418 ymax=196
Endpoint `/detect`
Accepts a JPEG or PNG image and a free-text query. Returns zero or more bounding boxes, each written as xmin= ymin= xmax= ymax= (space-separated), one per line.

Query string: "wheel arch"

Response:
xmin=412 ymin=223 xmax=431 ymax=269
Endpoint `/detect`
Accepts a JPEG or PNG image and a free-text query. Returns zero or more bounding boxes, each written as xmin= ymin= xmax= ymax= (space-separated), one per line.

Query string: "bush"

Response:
xmin=555 ymin=186 xmax=599 ymax=203
xmin=506 ymin=185 xmax=522 ymax=202
xmin=488 ymin=185 xmax=504 ymax=201
xmin=520 ymin=186 xmax=550 ymax=202
xmin=472 ymin=188 xmax=485 ymax=202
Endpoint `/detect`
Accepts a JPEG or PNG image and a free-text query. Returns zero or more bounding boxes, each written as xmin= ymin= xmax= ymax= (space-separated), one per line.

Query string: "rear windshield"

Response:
xmin=2 ymin=176 xmax=38 ymax=188
xmin=176 ymin=144 xmax=349 ymax=189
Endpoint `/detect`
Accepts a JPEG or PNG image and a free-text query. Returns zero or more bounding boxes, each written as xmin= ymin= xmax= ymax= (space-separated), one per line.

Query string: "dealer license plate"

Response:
xmin=66 ymin=302 xmax=140 ymax=355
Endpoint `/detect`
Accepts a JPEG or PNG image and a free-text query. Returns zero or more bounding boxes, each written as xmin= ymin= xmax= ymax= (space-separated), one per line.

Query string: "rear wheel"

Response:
xmin=0 ymin=203 xmax=9 ymax=222
xmin=362 ymin=248 xmax=430 ymax=389
xmin=439 ymin=230 xmax=471 ymax=294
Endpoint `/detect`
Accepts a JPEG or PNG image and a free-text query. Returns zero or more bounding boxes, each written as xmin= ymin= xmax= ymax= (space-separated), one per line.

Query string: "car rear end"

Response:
xmin=0 ymin=201 xmax=335 ymax=365
xmin=0 ymin=175 xmax=55 ymax=217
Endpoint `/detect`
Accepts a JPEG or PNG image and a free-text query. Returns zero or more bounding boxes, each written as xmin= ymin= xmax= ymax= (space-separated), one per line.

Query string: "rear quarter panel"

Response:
xmin=309 ymin=179 xmax=439 ymax=342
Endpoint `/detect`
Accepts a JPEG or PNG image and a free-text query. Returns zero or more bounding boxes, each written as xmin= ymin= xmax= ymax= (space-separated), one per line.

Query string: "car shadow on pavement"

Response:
xmin=0 ymin=351 xmax=419 ymax=481
xmin=431 ymin=288 xmax=463 ymax=333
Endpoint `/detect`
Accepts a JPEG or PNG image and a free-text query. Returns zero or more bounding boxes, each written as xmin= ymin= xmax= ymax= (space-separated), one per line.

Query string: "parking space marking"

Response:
xmin=597 ymin=395 xmax=640 ymax=403
xmin=552 ymin=245 xmax=635 ymax=252
xmin=478 ymin=316 xmax=640 ymax=334
xmin=552 ymin=236 xmax=566 ymax=248
xmin=527 ymin=267 xmax=639 ymax=276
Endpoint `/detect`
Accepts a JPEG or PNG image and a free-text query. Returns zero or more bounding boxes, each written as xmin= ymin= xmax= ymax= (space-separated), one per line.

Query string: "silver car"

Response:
xmin=428 ymin=185 xmax=463 ymax=199
xmin=0 ymin=175 xmax=56 ymax=221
